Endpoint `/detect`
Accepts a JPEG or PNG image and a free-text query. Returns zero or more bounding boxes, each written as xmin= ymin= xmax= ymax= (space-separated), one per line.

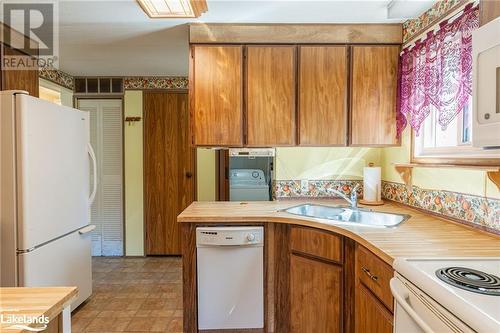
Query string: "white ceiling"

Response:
xmin=56 ymin=0 xmax=434 ymax=76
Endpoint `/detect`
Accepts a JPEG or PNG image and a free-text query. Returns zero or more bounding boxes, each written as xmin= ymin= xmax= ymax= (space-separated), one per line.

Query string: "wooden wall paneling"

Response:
xmin=265 ymin=223 xmax=275 ymax=332
xmin=191 ymin=45 xmax=244 ymax=146
xmin=274 ymin=223 xmax=290 ymax=333
xmin=298 ymin=45 xmax=348 ymax=145
xmin=189 ymin=24 xmax=403 ymax=44
xmin=1 ymin=44 xmax=39 ymax=97
xmin=343 ymin=238 xmax=356 ymax=333
xmin=246 ymin=45 xmax=296 ymax=146
xmin=350 ymin=45 xmax=400 ymax=146
xmin=480 ymin=0 xmax=500 ymax=26
xmin=215 ymin=149 xmax=229 ymax=201
xmin=182 ymin=223 xmax=197 ymax=333
xmin=144 ymin=92 xmax=195 ymax=255
xmin=290 ymin=254 xmax=342 ymax=333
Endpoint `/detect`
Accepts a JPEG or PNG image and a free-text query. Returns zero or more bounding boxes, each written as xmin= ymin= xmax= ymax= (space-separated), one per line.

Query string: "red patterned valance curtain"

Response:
xmin=397 ymin=4 xmax=479 ymax=137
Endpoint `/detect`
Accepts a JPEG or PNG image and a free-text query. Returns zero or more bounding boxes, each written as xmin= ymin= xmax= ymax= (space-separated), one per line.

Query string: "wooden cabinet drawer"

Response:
xmin=290 ymin=226 xmax=343 ymax=263
xmin=356 ymin=246 xmax=394 ymax=311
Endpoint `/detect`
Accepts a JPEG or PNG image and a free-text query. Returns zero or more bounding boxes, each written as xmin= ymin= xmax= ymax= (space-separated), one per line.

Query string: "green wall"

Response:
xmin=196 ymin=149 xmax=217 ymax=201
xmin=381 ymin=128 xmax=500 ymax=199
xmin=275 ymin=147 xmax=382 ymax=180
xmin=124 ymin=91 xmax=144 ymax=256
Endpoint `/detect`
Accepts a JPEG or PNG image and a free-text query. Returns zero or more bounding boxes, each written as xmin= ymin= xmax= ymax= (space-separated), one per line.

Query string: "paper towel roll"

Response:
xmin=363 ymin=165 xmax=381 ymax=202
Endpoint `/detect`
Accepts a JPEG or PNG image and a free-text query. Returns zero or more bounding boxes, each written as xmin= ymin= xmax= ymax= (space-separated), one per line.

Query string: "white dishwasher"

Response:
xmin=196 ymin=226 xmax=264 ymax=330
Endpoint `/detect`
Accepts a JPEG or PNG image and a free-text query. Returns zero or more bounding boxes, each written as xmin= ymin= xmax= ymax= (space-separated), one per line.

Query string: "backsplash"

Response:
xmin=382 ymin=181 xmax=499 ymax=233
xmin=273 ymin=180 xmax=363 ymax=199
xmin=274 ymin=180 xmax=500 ymax=234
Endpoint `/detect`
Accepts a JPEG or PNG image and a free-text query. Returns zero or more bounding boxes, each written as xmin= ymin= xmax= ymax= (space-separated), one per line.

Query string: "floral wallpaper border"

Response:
xmin=381 ymin=181 xmax=499 ymax=233
xmin=274 ymin=180 xmax=500 ymax=234
xmin=38 ymin=67 xmax=74 ymax=90
xmin=402 ymin=0 xmax=468 ymax=43
xmin=123 ymin=76 xmax=188 ymax=90
xmin=273 ymin=180 xmax=363 ymax=199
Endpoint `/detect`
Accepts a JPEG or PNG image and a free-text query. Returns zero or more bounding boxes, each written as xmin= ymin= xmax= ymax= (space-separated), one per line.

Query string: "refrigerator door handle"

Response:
xmin=79 ymin=225 xmax=96 ymax=235
xmin=87 ymin=142 xmax=97 ymax=205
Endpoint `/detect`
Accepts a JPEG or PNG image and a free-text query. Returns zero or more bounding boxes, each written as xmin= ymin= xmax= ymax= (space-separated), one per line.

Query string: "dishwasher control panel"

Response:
xmin=196 ymin=227 xmax=264 ymax=246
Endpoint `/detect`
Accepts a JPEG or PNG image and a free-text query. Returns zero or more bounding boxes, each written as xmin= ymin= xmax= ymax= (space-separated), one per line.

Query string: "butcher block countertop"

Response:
xmin=0 ymin=287 xmax=77 ymax=332
xmin=178 ymin=200 xmax=500 ymax=265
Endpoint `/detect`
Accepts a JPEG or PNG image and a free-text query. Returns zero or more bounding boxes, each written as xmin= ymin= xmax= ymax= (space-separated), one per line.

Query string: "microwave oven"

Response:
xmin=472 ymin=17 xmax=500 ymax=149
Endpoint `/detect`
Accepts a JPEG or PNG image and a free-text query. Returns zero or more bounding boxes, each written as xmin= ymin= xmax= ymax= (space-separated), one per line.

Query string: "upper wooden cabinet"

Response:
xmin=246 ymin=46 xmax=296 ymax=146
xmin=189 ymin=41 xmax=401 ymax=147
xmin=350 ymin=45 xmax=399 ymax=146
xmin=299 ymin=46 xmax=347 ymax=146
xmin=191 ymin=45 xmax=243 ymax=146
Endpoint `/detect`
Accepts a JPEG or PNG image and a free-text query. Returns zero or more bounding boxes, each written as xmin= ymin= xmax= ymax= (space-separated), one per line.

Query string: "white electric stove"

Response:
xmin=392 ymin=258 xmax=500 ymax=333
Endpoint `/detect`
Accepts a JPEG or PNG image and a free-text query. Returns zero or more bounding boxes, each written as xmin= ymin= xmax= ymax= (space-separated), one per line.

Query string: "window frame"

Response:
xmin=411 ymin=129 xmax=500 ymax=166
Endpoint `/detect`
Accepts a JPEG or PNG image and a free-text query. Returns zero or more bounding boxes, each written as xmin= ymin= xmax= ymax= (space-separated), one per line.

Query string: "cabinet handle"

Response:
xmin=362 ymin=267 xmax=379 ymax=281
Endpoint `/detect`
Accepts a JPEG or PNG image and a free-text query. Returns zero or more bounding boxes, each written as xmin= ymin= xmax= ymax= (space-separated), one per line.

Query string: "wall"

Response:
xmin=382 ymin=128 xmax=499 ymax=199
xmin=274 ymin=147 xmax=381 ymax=198
xmin=38 ymin=78 xmax=73 ymax=107
xmin=124 ymin=91 xmax=144 ymax=256
xmin=275 ymin=147 xmax=381 ymax=180
xmin=196 ymin=149 xmax=217 ymax=201
xmin=124 ymin=94 xmax=217 ymax=255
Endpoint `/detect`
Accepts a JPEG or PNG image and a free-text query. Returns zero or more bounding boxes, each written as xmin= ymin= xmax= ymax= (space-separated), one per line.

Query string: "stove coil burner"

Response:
xmin=436 ymin=267 xmax=500 ymax=296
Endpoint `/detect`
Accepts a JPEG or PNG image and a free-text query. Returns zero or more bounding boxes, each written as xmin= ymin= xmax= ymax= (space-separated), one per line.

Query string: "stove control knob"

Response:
xmin=247 ymin=233 xmax=256 ymax=242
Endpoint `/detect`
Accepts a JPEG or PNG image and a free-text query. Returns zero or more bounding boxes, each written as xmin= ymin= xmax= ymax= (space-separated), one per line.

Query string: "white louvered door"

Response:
xmin=78 ymin=99 xmax=123 ymax=256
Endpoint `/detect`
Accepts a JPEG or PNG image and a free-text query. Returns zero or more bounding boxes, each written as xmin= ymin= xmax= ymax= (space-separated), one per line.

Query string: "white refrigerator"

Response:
xmin=0 ymin=90 xmax=97 ymax=310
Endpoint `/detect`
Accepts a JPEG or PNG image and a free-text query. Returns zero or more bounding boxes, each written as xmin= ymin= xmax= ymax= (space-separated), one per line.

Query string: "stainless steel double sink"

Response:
xmin=283 ymin=204 xmax=410 ymax=228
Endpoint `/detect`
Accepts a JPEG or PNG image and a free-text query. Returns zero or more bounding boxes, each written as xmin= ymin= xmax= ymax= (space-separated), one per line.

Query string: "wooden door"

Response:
xmin=290 ymin=254 xmax=342 ymax=333
xmin=191 ymin=45 xmax=243 ymax=146
xmin=144 ymin=92 xmax=195 ymax=255
xmin=246 ymin=46 xmax=296 ymax=146
xmin=299 ymin=46 xmax=347 ymax=145
xmin=355 ymin=284 xmax=393 ymax=333
xmin=1 ymin=44 xmax=39 ymax=97
xmin=350 ymin=45 xmax=399 ymax=146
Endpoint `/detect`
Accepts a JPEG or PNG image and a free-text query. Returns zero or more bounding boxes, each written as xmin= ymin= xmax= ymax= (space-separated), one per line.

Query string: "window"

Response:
xmin=413 ymin=98 xmax=500 ymax=162
xmin=399 ymin=4 xmax=500 ymax=164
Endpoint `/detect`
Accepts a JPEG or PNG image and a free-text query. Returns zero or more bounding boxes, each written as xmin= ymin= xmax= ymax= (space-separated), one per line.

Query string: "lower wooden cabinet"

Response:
xmin=355 ymin=284 xmax=393 ymax=333
xmin=290 ymin=254 xmax=342 ymax=333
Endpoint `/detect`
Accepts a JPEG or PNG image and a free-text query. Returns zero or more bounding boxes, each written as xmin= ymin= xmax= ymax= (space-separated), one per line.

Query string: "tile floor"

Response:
xmin=72 ymin=257 xmax=183 ymax=332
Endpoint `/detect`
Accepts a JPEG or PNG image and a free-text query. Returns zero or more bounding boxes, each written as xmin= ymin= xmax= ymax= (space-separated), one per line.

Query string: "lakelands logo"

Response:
xmin=0 ymin=312 xmax=49 ymax=332
xmin=1 ymin=0 xmax=59 ymax=70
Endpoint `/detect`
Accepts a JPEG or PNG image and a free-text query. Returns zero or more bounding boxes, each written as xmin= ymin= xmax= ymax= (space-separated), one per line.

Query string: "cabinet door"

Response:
xmin=246 ymin=46 xmax=296 ymax=146
xmin=355 ymin=284 xmax=393 ymax=333
xmin=290 ymin=254 xmax=342 ymax=333
xmin=192 ymin=45 xmax=243 ymax=146
xmin=350 ymin=45 xmax=399 ymax=146
xmin=299 ymin=46 xmax=347 ymax=145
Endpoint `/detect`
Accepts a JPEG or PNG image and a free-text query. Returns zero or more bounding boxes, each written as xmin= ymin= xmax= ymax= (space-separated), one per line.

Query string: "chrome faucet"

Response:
xmin=326 ymin=183 xmax=360 ymax=209
xmin=350 ymin=184 xmax=360 ymax=209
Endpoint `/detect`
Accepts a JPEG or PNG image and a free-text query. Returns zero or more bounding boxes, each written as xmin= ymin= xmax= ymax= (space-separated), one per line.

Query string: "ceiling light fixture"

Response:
xmin=137 ymin=0 xmax=207 ymax=18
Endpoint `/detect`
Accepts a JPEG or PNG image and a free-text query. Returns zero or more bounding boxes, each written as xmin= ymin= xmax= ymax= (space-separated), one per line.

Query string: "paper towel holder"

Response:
xmin=359 ymin=163 xmax=384 ymax=206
